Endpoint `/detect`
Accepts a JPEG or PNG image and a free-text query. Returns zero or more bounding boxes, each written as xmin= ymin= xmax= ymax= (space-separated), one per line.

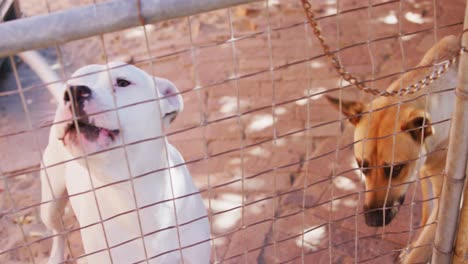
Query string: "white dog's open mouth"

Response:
xmin=62 ymin=120 xmax=120 ymax=145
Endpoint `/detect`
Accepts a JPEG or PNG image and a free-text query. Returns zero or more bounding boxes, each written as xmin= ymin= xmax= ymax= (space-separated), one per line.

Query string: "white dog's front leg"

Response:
xmin=47 ymin=232 xmax=66 ymax=264
xmin=40 ymin=143 xmax=69 ymax=264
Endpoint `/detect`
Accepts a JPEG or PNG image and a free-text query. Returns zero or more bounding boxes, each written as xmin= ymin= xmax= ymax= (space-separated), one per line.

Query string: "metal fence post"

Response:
xmin=431 ymin=4 xmax=468 ymax=263
xmin=0 ymin=0 xmax=261 ymax=57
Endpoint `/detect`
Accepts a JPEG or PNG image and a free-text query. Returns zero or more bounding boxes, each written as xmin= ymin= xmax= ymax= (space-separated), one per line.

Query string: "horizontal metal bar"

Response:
xmin=0 ymin=0 xmax=261 ymax=57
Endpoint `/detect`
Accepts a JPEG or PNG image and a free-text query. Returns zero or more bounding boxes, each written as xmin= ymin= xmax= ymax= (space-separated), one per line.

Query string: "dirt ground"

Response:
xmin=0 ymin=0 xmax=466 ymax=263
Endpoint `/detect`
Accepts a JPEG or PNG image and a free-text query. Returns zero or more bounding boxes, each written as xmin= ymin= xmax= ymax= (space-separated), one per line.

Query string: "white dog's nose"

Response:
xmin=64 ymin=85 xmax=92 ymax=105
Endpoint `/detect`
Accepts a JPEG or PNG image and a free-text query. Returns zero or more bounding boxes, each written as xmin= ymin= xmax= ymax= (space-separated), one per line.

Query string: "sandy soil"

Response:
xmin=0 ymin=0 xmax=466 ymax=263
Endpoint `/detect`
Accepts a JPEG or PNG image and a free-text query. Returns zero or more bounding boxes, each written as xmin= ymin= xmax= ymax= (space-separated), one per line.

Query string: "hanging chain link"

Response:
xmin=300 ymin=0 xmax=462 ymax=97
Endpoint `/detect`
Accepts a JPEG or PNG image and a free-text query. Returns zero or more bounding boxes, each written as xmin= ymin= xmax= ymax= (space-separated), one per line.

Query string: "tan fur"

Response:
xmin=328 ymin=35 xmax=460 ymax=263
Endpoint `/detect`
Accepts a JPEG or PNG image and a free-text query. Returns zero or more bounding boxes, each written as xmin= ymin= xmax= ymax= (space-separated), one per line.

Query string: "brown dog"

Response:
xmin=328 ymin=35 xmax=460 ymax=263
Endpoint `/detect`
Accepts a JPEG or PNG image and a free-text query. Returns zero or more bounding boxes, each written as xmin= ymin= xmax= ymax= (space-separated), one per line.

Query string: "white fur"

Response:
xmin=40 ymin=62 xmax=210 ymax=264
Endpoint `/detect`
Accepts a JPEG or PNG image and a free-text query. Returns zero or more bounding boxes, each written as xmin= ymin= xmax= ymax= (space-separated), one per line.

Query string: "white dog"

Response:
xmin=40 ymin=62 xmax=210 ymax=264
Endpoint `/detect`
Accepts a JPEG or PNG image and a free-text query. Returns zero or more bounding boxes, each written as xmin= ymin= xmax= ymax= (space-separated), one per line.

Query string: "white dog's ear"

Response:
xmin=154 ymin=77 xmax=184 ymax=128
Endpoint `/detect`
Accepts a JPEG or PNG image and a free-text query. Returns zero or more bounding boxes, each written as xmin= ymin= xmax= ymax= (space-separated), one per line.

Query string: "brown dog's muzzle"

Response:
xmin=363 ymin=195 xmax=405 ymax=227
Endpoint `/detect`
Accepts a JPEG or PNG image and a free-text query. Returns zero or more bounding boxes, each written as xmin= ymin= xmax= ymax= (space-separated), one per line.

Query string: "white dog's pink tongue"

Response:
xmin=100 ymin=128 xmax=110 ymax=137
xmin=97 ymin=128 xmax=112 ymax=147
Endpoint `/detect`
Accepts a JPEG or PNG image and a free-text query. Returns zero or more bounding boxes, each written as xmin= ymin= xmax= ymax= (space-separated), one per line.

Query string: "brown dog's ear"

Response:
xmin=401 ymin=110 xmax=434 ymax=142
xmin=325 ymin=96 xmax=364 ymax=125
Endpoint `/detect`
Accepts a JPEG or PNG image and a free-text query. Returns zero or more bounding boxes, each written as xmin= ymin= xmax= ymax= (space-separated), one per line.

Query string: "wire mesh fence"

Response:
xmin=0 ymin=0 xmax=467 ymax=263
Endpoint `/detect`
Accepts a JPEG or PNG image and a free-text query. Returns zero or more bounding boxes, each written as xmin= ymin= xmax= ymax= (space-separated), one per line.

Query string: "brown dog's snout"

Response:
xmin=364 ymin=206 xmax=396 ymax=227
xmin=363 ymin=195 xmax=405 ymax=227
xmin=64 ymin=85 xmax=92 ymax=106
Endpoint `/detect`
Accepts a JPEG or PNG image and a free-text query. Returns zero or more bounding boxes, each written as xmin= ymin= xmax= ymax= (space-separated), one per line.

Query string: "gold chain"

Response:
xmin=300 ymin=0 xmax=461 ymax=97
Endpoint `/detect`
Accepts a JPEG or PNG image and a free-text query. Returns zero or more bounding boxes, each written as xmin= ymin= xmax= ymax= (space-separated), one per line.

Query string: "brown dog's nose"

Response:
xmin=363 ymin=206 xmax=396 ymax=227
xmin=64 ymin=85 xmax=92 ymax=105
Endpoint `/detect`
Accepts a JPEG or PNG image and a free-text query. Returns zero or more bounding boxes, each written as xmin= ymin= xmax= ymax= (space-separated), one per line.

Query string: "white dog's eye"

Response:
xmin=116 ymin=78 xmax=132 ymax=87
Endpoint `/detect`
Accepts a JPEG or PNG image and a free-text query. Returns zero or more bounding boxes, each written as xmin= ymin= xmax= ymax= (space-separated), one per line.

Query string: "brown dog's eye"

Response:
xmin=361 ymin=167 xmax=370 ymax=175
xmin=116 ymin=78 xmax=131 ymax=87
xmin=384 ymin=163 xmax=405 ymax=178
xmin=356 ymin=159 xmax=370 ymax=175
